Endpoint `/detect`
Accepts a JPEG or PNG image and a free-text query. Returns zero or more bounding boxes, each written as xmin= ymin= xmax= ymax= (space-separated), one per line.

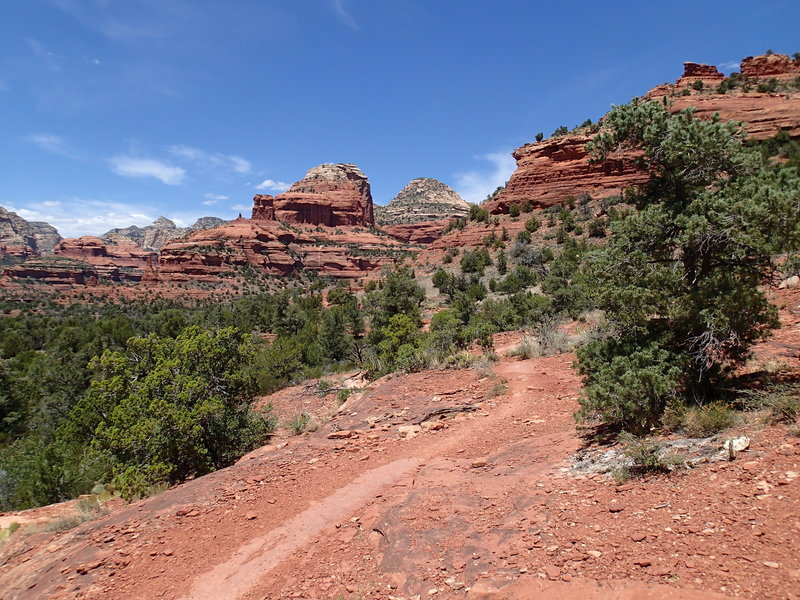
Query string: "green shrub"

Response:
xmin=289 ymin=413 xmax=311 ymax=435
xmin=684 ymin=402 xmax=737 ymax=437
xmin=764 ymin=388 xmax=799 ymax=423
xmin=577 ymin=341 xmax=683 ymax=433
xmin=525 ymin=217 xmax=541 ymax=232
xmin=509 ymin=204 xmax=521 ymax=218
xmin=618 ymin=432 xmax=681 ymax=476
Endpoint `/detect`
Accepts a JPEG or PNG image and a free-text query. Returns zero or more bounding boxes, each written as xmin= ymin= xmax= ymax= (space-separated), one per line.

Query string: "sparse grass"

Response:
xmin=486 ymin=379 xmax=508 ymax=398
xmin=316 ymin=379 xmax=334 ymax=396
xmin=508 ymin=336 xmax=540 ymax=360
xmin=289 ymin=412 xmax=312 ymax=435
xmin=683 ymin=402 xmax=737 ymax=438
xmin=618 ymin=432 xmax=684 ymax=477
xmin=336 ymin=388 xmax=351 ymax=405
xmin=763 ymin=387 xmax=799 ymax=424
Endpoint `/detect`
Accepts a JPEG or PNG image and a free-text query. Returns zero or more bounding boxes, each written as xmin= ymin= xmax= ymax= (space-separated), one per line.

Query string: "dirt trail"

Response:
xmin=183 ymin=459 xmax=420 ymax=600
xmin=1 ymin=314 xmax=799 ymax=599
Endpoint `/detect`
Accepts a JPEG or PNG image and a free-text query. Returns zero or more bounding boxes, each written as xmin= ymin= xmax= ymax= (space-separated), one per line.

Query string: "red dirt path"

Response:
xmin=1 ymin=292 xmax=799 ymax=600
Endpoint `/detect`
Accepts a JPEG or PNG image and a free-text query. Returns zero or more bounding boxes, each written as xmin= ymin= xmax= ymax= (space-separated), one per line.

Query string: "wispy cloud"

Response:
xmin=109 ymin=155 xmax=185 ymax=185
xmin=718 ymin=60 xmax=741 ymax=73
xmin=454 ymin=152 xmax=516 ymax=205
xmin=254 ymin=178 xmax=290 ymax=192
xmin=330 ymin=0 xmax=359 ymax=30
xmin=169 ymin=145 xmax=252 ymax=174
xmin=8 ymin=198 xmax=156 ymax=238
xmin=26 ymin=133 xmax=82 ymax=159
xmin=230 ymin=203 xmax=250 ymax=212
xmin=202 ymin=193 xmax=228 ymax=205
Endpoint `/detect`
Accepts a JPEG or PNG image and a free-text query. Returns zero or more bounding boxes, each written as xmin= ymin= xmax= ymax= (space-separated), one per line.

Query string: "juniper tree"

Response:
xmin=577 ymin=99 xmax=800 ymax=431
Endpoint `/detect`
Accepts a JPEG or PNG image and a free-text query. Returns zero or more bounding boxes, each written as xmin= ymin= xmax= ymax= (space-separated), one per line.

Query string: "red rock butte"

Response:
xmin=252 ymin=163 xmax=374 ymax=227
xmin=484 ymin=53 xmax=800 ymax=214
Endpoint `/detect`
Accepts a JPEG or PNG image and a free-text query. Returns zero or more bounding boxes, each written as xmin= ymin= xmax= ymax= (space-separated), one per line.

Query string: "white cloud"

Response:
xmin=26 ymin=133 xmax=81 ymax=159
xmin=230 ymin=203 xmax=249 ymax=212
xmin=169 ymin=145 xmax=252 ymax=174
xmin=330 ymin=0 xmax=359 ymax=30
xmin=718 ymin=61 xmax=740 ymax=73
xmin=255 ymin=178 xmax=290 ymax=192
xmin=202 ymin=193 xmax=228 ymax=206
xmin=454 ymin=152 xmax=516 ymax=204
xmin=109 ymin=155 xmax=185 ymax=185
xmin=8 ymin=198 xmax=156 ymax=238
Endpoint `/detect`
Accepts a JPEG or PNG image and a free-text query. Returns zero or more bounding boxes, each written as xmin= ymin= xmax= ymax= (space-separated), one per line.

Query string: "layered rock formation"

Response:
xmin=675 ymin=62 xmax=724 ymax=89
xmin=741 ymin=53 xmax=800 ymax=79
xmin=5 ymin=236 xmax=156 ymax=285
xmin=252 ymin=164 xmax=374 ymax=227
xmin=375 ymin=178 xmax=469 ymax=225
xmin=0 ymin=206 xmax=63 ymax=258
xmin=102 ymin=216 xmax=227 ymax=252
xmin=158 ymin=216 xmax=406 ymax=281
xmin=485 ymin=53 xmax=800 ymax=214
xmin=374 ymin=178 xmax=470 ymax=244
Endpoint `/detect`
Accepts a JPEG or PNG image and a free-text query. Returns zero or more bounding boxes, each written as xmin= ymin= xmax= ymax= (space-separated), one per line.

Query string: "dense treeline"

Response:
xmin=0 ymin=269 xmax=495 ymax=509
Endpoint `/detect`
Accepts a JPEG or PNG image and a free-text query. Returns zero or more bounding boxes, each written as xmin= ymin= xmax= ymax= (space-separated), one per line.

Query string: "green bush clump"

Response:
xmin=575 ymin=99 xmax=800 ymax=433
xmin=683 ymin=402 xmax=737 ymax=437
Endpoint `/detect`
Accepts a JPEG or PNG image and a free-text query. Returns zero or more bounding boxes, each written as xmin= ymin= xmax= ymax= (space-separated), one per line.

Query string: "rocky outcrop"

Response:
xmin=675 ymin=62 xmax=724 ymax=88
xmin=375 ymin=178 xmax=469 ymax=225
xmin=189 ymin=216 xmax=226 ymax=231
xmin=0 ymin=207 xmax=41 ymax=258
xmin=381 ymin=219 xmax=454 ymax=245
xmin=102 ymin=216 xmax=228 ymax=252
xmin=485 ymin=54 xmax=800 ymax=214
xmin=158 ymin=217 xmax=406 ymax=281
xmin=29 ymin=222 xmax=62 ymax=254
xmin=51 ymin=236 xmax=156 ymax=281
xmin=252 ymin=164 xmax=374 ymax=227
xmin=5 ymin=236 xmax=156 ymax=285
xmin=483 ymin=135 xmax=647 ymax=213
xmin=741 ymin=53 xmax=800 ymax=79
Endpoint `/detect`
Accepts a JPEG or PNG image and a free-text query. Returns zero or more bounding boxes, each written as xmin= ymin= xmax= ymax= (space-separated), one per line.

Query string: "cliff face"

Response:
xmin=5 ymin=236 xmax=157 ymax=285
xmin=158 ymin=217 xmax=406 ymax=281
xmin=252 ymin=164 xmax=374 ymax=227
xmin=0 ymin=207 xmax=42 ymax=258
xmin=29 ymin=222 xmax=63 ymax=254
xmin=741 ymin=53 xmax=800 ymax=79
xmin=484 ymin=53 xmax=800 ymax=214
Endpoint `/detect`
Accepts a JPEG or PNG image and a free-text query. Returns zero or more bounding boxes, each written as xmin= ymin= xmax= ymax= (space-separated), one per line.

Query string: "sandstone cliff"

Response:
xmin=485 ymin=53 xmax=800 ymax=214
xmin=252 ymin=164 xmax=374 ymax=227
xmin=158 ymin=216 xmax=406 ymax=281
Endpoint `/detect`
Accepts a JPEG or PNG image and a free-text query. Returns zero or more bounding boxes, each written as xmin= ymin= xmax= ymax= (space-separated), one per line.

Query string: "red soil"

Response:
xmin=1 ymin=295 xmax=799 ymax=600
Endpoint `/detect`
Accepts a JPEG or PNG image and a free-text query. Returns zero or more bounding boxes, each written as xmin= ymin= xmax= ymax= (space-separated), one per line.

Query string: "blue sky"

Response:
xmin=2 ymin=0 xmax=798 ymax=237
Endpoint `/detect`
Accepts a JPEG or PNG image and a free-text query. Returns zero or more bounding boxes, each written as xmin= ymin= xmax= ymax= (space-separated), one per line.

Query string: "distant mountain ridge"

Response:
xmin=0 ymin=206 xmax=63 ymax=257
xmin=102 ymin=216 xmax=229 ymax=251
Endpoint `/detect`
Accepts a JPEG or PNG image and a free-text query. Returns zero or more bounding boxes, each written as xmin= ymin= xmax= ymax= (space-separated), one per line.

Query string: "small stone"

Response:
xmin=162 ymin=549 xmax=173 ymax=556
xmin=609 ymin=504 xmax=624 ymax=513
xmin=471 ymin=460 xmax=489 ymax=469
xmin=245 ymin=512 xmax=257 ymax=521
xmin=327 ymin=430 xmax=355 ymax=439
xmin=630 ymin=532 xmax=647 ymax=542
xmin=544 ymin=565 xmax=560 ymax=580
xmin=763 ymin=561 xmax=780 ymax=569
xmin=633 ymin=557 xmax=653 ymax=567
xmin=587 ymin=550 xmax=602 ymax=558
